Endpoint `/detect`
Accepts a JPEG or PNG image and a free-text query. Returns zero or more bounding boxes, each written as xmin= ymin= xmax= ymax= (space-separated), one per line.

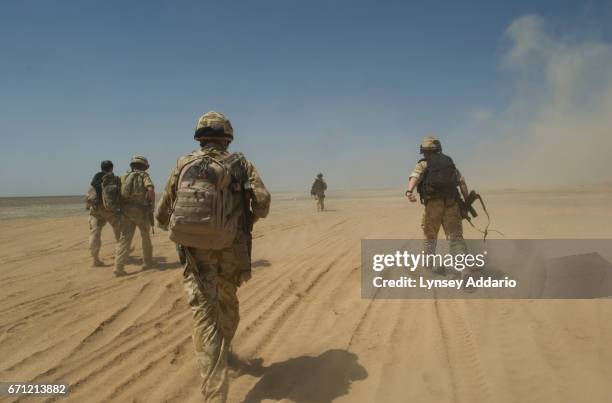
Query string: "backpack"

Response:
xmin=169 ymin=151 xmax=246 ymax=250
xmin=311 ymin=179 xmax=326 ymax=196
xmin=101 ymin=173 xmax=122 ymax=212
xmin=418 ymin=153 xmax=459 ymax=201
xmin=121 ymin=171 xmax=148 ymax=205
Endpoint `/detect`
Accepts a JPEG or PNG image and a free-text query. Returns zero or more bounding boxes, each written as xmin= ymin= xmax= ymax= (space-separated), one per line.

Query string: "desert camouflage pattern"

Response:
xmin=88 ymin=209 xmax=120 ymax=261
xmin=114 ymin=204 xmax=153 ymax=273
xmin=311 ymin=177 xmax=327 ymax=212
xmin=114 ymin=169 xmax=154 ymax=274
xmin=412 ymin=156 xmax=468 ymax=255
xmin=420 ymin=135 xmax=442 ymax=152
xmin=182 ymin=234 xmax=248 ymax=402
xmin=317 ymin=196 xmax=325 ymax=212
xmin=156 ymin=143 xmax=269 ymax=402
xmin=130 ymin=154 xmax=150 ymax=169
xmin=195 ymin=111 xmax=234 ymax=140
xmin=168 ymin=151 xmax=240 ymax=250
xmin=121 ymin=170 xmax=154 ymax=206
xmin=156 ymin=144 xmax=270 ymax=227
xmin=421 ymin=198 xmax=467 ymax=253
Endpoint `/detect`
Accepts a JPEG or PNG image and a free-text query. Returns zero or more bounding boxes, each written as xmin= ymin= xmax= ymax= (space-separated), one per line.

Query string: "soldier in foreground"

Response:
xmin=405 ymin=136 xmax=469 ymax=258
xmin=113 ymin=155 xmax=155 ymax=276
xmin=86 ymin=160 xmax=121 ymax=266
xmin=156 ymin=111 xmax=270 ymax=402
xmin=310 ymin=172 xmax=327 ymax=212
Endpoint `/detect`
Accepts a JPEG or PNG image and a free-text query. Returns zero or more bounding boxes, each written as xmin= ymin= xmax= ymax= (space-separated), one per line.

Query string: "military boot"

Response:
xmin=113 ymin=266 xmax=127 ymax=277
xmin=142 ymin=261 xmax=155 ymax=271
xmin=423 ymin=239 xmax=444 ymax=275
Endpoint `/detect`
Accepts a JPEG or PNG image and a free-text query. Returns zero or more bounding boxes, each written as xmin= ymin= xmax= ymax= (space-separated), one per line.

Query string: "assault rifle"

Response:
xmin=228 ymin=153 xmax=254 ymax=269
xmin=241 ymin=181 xmax=254 ymax=269
xmin=176 ymin=244 xmax=187 ymax=265
xmin=457 ymin=190 xmax=504 ymax=240
xmin=457 ymin=190 xmax=479 ymax=221
xmin=148 ymin=199 xmax=155 ymax=235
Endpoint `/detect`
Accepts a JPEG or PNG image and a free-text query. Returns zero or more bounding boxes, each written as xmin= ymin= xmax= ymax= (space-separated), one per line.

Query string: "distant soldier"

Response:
xmin=406 ymin=136 xmax=469 ymax=257
xmin=86 ymin=160 xmax=121 ymax=267
xmin=114 ymin=155 xmax=155 ymax=276
xmin=156 ymin=111 xmax=270 ymax=402
xmin=310 ymin=173 xmax=327 ymax=212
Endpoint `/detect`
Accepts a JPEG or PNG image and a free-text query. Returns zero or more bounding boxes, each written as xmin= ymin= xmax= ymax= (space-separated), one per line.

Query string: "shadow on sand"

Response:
xmin=124 ymin=256 xmax=182 ymax=272
xmin=148 ymin=256 xmax=182 ymax=271
xmin=252 ymin=259 xmax=272 ymax=269
xmin=231 ymin=349 xmax=368 ymax=403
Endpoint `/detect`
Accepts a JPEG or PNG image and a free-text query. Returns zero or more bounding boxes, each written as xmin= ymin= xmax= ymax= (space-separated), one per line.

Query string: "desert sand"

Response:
xmin=1 ymin=188 xmax=611 ymax=403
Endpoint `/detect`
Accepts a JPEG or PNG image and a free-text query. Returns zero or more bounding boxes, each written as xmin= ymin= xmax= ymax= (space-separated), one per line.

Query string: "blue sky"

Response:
xmin=1 ymin=0 xmax=612 ymax=196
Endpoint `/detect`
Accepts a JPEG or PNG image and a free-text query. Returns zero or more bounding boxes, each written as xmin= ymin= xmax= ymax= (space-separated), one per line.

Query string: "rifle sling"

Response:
xmin=464 ymin=193 xmax=505 ymax=242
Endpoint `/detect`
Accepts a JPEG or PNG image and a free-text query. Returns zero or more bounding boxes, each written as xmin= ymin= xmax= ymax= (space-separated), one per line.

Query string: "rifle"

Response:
xmin=148 ymin=199 xmax=155 ymax=235
xmin=176 ymin=244 xmax=187 ymax=265
xmin=457 ymin=190 xmax=479 ymax=221
xmin=227 ymin=153 xmax=254 ymax=268
xmin=457 ymin=190 xmax=504 ymax=241
xmin=241 ymin=181 xmax=254 ymax=270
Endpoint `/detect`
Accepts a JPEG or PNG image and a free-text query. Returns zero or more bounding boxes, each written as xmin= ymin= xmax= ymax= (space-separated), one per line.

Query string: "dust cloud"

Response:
xmin=468 ymin=15 xmax=612 ymax=189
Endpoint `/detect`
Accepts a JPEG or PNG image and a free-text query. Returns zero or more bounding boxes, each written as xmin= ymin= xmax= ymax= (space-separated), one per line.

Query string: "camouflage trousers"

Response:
xmin=183 ymin=238 xmax=249 ymax=403
xmin=114 ymin=204 xmax=152 ymax=270
xmin=421 ymin=198 xmax=467 ymax=254
xmin=316 ymin=195 xmax=325 ymax=212
xmin=88 ymin=210 xmax=120 ymax=260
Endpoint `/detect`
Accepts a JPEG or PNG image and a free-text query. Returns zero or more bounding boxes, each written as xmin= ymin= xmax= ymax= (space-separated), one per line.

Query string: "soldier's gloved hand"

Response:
xmin=239 ymin=270 xmax=252 ymax=286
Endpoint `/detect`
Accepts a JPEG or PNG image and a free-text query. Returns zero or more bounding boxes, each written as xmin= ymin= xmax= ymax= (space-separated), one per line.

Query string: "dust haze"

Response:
xmin=308 ymin=15 xmax=612 ymax=192
xmin=466 ymin=15 xmax=612 ymax=189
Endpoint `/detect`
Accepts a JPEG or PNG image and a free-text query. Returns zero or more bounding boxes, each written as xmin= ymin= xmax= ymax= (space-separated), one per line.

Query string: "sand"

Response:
xmin=1 ymin=188 xmax=611 ymax=402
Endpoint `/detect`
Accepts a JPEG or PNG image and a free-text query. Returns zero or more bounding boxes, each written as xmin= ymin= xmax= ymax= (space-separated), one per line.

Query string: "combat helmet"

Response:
xmin=317 ymin=173 xmax=323 ymax=178
xmin=130 ymin=155 xmax=149 ymax=169
xmin=194 ymin=111 xmax=234 ymax=141
xmin=420 ymin=136 xmax=442 ymax=153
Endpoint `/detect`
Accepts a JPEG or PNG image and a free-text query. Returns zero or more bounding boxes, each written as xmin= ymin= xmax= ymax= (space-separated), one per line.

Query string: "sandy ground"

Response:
xmin=1 ymin=188 xmax=612 ymax=403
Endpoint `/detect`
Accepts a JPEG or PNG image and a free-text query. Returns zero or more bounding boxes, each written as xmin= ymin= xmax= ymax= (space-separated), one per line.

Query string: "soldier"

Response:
xmin=113 ymin=155 xmax=155 ymax=276
xmin=405 ymin=136 xmax=469 ymax=259
xmin=87 ymin=160 xmax=121 ymax=266
xmin=310 ymin=173 xmax=327 ymax=212
xmin=156 ymin=111 xmax=270 ymax=402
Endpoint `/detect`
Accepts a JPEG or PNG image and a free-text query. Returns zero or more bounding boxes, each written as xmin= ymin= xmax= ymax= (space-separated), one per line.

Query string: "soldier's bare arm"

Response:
xmin=406 ymin=161 xmax=424 ymax=203
xmin=155 ymin=165 xmax=180 ymax=228
xmin=246 ymin=162 xmax=271 ymax=219
xmin=406 ymin=176 xmax=419 ymax=202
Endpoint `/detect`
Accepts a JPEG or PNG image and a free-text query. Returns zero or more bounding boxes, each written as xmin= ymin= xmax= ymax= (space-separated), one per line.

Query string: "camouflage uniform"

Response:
xmin=87 ymin=170 xmax=121 ymax=264
xmin=114 ymin=158 xmax=155 ymax=274
xmin=311 ymin=175 xmax=327 ymax=212
xmin=88 ymin=207 xmax=120 ymax=262
xmin=409 ymin=138 xmax=468 ymax=255
xmin=156 ymin=112 xmax=270 ymax=402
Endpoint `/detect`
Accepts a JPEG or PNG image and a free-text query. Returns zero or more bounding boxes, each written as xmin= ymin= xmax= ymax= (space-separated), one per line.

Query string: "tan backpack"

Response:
xmin=121 ymin=171 xmax=148 ymax=205
xmin=169 ymin=151 xmax=245 ymax=250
